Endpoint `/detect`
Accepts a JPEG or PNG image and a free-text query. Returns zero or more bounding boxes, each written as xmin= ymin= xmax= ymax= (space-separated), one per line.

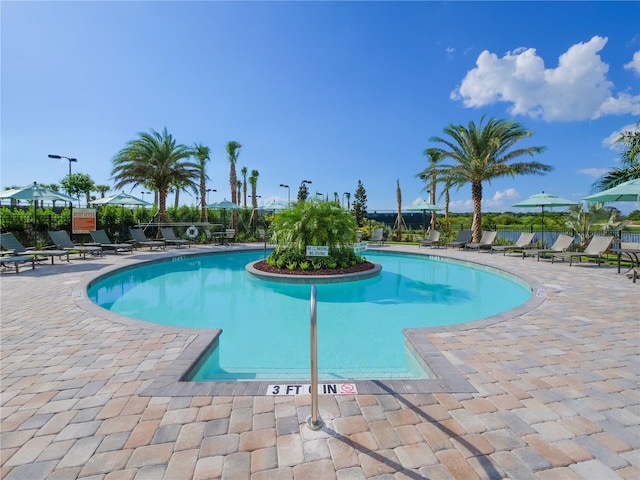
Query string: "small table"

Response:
xmin=611 ymin=248 xmax=640 ymax=274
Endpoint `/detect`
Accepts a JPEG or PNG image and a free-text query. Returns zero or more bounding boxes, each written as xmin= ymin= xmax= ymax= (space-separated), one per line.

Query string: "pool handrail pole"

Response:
xmin=307 ymin=285 xmax=323 ymax=430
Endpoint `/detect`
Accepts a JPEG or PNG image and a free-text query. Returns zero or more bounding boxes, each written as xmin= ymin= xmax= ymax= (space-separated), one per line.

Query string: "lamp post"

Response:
xmin=315 ymin=192 xmax=323 ymax=199
xmin=48 ymin=154 xmax=78 ymax=175
xmin=141 ymin=191 xmax=150 ymax=202
xmin=279 ymin=184 xmax=290 ymax=206
xmin=206 ymin=188 xmax=216 ymax=204
xmin=299 ymin=179 xmax=312 ymax=202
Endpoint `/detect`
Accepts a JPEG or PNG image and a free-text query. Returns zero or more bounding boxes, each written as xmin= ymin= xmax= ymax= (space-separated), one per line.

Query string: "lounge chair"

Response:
xmin=1 ymin=254 xmax=35 ymax=273
xmin=370 ymin=228 xmax=384 ymax=245
xmin=464 ymin=231 xmax=498 ymax=251
xmin=491 ymin=232 xmax=535 ymax=256
xmin=48 ymin=230 xmax=103 ymax=258
xmin=551 ymin=235 xmax=613 ymax=266
xmin=224 ymin=229 xmax=236 ymax=245
xmin=129 ymin=228 xmax=166 ymax=250
xmin=160 ymin=228 xmax=190 ymax=248
xmin=445 ymin=230 xmax=471 ymax=249
xmin=522 ymin=234 xmax=574 ymax=261
xmin=90 ymin=230 xmax=134 ymax=254
xmin=419 ymin=230 xmax=441 ymax=248
xmin=0 ymin=232 xmax=70 ymax=264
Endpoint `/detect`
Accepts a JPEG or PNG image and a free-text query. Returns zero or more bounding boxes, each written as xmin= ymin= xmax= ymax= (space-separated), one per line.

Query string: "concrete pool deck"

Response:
xmin=1 ymin=243 xmax=638 ymax=479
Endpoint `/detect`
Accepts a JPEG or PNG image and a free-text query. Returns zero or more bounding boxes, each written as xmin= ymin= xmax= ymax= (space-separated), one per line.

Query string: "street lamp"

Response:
xmin=279 ymin=184 xmax=290 ymax=205
xmin=141 ymin=191 xmax=150 ymax=202
xmin=48 ymin=154 xmax=78 ymax=175
xmin=315 ymin=192 xmax=323 ymax=199
xmin=206 ymin=188 xmax=216 ymax=204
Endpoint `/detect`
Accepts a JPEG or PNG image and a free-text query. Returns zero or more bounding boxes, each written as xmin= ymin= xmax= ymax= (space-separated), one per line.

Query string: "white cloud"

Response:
xmin=452 ymin=36 xmax=640 ymax=121
xmin=624 ymin=50 xmax=640 ymax=75
xmin=578 ymin=168 xmax=610 ymax=177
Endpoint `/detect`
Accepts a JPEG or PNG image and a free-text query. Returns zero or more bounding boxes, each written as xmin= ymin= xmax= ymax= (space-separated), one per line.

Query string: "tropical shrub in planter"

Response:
xmin=267 ymin=200 xmax=364 ymax=270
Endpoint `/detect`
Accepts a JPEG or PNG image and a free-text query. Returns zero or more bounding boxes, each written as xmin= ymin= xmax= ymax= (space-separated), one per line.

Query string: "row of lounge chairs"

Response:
xmin=418 ymin=230 xmax=616 ymax=266
xmin=0 ymin=227 xmax=195 ymax=273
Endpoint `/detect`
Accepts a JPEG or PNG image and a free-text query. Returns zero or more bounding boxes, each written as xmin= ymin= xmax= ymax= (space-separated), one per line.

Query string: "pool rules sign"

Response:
xmin=267 ymin=383 xmax=358 ymax=395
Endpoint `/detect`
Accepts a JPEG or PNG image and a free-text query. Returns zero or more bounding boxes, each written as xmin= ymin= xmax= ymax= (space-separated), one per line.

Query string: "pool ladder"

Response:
xmin=307 ymin=285 xmax=323 ymax=430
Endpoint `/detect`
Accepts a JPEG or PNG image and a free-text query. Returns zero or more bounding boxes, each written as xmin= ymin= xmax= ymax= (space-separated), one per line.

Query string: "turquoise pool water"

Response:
xmin=87 ymin=250 xmax=531 ymax=381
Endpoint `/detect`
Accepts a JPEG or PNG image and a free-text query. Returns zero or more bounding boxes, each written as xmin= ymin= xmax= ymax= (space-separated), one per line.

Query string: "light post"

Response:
xmin=279 ymin=184 xmax=290 ymax=205
xmin=315 ymin=192 xmax=323 ymax=199
xmin=141 ymin=191 xmax=150 ymax=202
xmin=48 ymin=154 xmax=78 ymax=175
xmin=299 ymin=179 xmax=312 ymax=202
xmin=206 ymin=188 xmax=216 ymax=204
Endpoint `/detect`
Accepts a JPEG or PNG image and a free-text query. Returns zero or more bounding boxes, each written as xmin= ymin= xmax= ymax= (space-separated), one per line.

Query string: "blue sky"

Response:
xmin=2 ymin=1 xmax=639 ymax=213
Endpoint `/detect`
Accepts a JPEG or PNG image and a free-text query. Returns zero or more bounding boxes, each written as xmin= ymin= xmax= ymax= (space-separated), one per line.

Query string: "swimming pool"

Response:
xmin=87 ymin=250 xmax=531 ymax=381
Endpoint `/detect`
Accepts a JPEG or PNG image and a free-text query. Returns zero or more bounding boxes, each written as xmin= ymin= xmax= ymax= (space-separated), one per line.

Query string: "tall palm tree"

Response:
xmin=395 ymin=179 xmax=402 ymax=242
xmin=193 ymin=144 xmax=211 ymax=222
xmin=417 ymin=148 xmax=445 ymax=230
xmin=345 ymin=192 xmax=351 ymax=210
xmin=241 ymin=166 xmax=248 ymax=208
xmin=236 ymin=180 xmax=242 ymax=206
xmin=111 ymin=128 xmax=198 ymax=224
xmin=593 ymin=122 xmax=640 ymax=191
xmin=226 ymin=141 xmax=241 ymax=228
xmin=430 ymin=116 xmax=551 ymax=242
xmin=249 ymin=169 xmax=259 ymax=226
xmin=94 ymin=185 xmax=111 ymax=198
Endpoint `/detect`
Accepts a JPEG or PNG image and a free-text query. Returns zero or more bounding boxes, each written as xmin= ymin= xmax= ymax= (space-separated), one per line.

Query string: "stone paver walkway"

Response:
xmin=1 ymin=243 xmax=638 ymax=479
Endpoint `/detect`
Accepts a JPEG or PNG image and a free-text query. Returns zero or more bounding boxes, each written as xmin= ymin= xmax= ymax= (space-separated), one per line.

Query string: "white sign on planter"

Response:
xmin=306 ymin=246 xmax=329 ymax=256
xmin=353 ymin=242 xmax=368 ymax=253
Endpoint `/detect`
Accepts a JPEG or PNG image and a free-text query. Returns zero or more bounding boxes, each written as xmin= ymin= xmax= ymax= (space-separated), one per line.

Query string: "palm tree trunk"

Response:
xmin=471 ymin=181 xmax=483 ymax=242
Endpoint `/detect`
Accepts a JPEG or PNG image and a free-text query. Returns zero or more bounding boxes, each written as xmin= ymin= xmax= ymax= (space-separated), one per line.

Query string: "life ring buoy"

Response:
xmin=186 ymin=226 xmax=199 ymax=239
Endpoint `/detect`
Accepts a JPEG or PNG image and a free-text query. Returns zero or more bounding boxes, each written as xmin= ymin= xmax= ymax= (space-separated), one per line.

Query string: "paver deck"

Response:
xmin=1 ymin=242 xmax=638 ymax=479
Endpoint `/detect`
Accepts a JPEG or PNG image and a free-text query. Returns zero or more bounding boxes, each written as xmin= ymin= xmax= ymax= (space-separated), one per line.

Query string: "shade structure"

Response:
xmin=90 ymin=192 xmax=152 ymax=207
xmin=90 ymin=192 xmax=152 ymax=238
xmin=258 ymin=200 xmax=289 ymax=212
xmin=405 ymin=201 xmax=443 ymax=236
xmin=512 ymin=192 xmax=579 ymax=247
xmin=206 ymin=199 xmax=242 ymax=230
xmin=582 ymin=178 xmax=640 ymax=203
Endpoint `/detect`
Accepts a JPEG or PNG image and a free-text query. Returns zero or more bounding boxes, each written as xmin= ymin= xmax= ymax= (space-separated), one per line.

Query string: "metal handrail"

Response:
xmin=307 ymin=285 xmax=323 ymax=430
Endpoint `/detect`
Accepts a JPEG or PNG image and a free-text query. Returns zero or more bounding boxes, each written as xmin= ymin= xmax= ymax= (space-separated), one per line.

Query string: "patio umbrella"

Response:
xmin=206 ymin=199 xmax=242 ymax=230
xmin=512 ymin=192 xmax=579 ymax=247
xmin=405 ymin=201 xmax=443 ymax=237
xmin=0 ymin=182 xmax=78 ymax=245
xmin=582 ymin=178 xmax=640 ymax=203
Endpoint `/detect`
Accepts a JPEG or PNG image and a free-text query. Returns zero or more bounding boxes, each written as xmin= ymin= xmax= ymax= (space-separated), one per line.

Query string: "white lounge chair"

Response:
xmin=523 ymin=234 xmax=574 ymax=261
xmin=419 ymin=230 xmax=441 ymax=248
xmin=491 ymin=232 xmax=535 ymax=256
xmin=551 ymin=235 xmax=613 ymax=266
xmin=464 ymin=231 xmax=497 ymax=251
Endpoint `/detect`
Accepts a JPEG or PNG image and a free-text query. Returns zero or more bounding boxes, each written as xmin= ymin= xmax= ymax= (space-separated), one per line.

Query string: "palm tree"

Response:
xmin=593 ymin=122 xmax=640 ymax=191
xmin=111 ymin=128 xmax=198 ymax=224
xmin=430 ymin=117 xmax=551 ymax=242
xmin=236 ymin=180 xmax=242 ymax=206
xmin=225 ymin=141 xmax=242 ymax=228
xmin=95 ymin=185 xmax=111 ymax=198
xmin=249 ymin=169 xmax=259 ymax=226
xmin=395 ymin=179 xmax=402 ymax=242
xmin=345 ymin=192 xmax=351 ymax=210
xmin=417 ymin=148 xmax=445 ymax=231
xmin=193 ymin=144 xmax=211 ymax=222
xmin=241 ymin=166 xmax=248 ymax=208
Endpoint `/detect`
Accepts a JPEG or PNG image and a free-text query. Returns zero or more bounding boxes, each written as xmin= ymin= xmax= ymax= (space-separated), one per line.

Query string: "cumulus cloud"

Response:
xmin=578 ymin=168 xmax=610 ymax=177
xmin=447 ymin=189 xmax=519 ymax=212
xmin=624 ymin=51 xmax=640 ymax=75
xmin=451 ymin=36 xmax=640 ymax=121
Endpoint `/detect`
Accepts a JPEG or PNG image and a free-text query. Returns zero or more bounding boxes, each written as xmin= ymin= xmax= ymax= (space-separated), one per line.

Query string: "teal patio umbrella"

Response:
xmin=90 ymin=192 xmax=152 ymax=237
xmin=512 ymin=192 xmax=579 ymax=247
xmin=582 ymin=178 xmax=640 ymax=204
xmin=206 ymin=199 xmax=242 ymax=230
xmin=405 ymin=201 xmax=443 ymax=237
xmin=0 ymin=182 xmax=78 ymax=245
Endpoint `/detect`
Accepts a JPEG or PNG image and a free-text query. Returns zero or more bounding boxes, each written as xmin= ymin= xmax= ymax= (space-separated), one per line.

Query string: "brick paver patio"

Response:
xmin=1 ymin=243 xmax=638 ymax=479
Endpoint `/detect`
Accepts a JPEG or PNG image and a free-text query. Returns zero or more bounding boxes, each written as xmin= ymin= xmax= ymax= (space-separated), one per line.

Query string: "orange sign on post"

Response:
xmin=72 ymin=208 xmax=97 ymax=234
